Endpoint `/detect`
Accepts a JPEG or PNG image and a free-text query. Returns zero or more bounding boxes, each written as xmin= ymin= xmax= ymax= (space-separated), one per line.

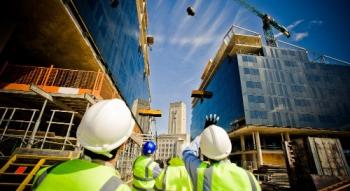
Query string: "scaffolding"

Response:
xmin=0 ymin=62 xmax=151 ymax=190
xmin=117 ymin=139 xmax=142 ymax=182
xmin=0 ymin=106 xmax=79 ymax=156
xmin=0 ymin=105 xmax=147 ymax=189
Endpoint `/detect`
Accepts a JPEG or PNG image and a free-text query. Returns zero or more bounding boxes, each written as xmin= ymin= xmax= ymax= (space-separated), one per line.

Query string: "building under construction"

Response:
xmin=0 ymin=0 xmax=152 ymax=190
xmin=191 ymin=26 xmax=350 ymax=189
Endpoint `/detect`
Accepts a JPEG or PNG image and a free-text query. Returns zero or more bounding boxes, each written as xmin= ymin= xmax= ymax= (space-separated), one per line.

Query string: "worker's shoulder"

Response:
xmin=228 ymin=162 xmax=250 ymax=172
xmin=51 ymin=159 xmax=94 ymax=169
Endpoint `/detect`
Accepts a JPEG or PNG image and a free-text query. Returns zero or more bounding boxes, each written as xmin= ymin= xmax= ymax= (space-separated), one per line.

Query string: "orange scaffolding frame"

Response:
xmin=0 ymin=64 xmax=118 ymax=99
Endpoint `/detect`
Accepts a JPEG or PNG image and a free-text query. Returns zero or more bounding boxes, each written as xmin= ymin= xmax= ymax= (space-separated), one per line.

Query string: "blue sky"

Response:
xmin=147 ymin=0 xmax=350 ymax=134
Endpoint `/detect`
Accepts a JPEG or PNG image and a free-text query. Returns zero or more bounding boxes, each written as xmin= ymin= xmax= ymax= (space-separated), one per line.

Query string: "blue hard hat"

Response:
xmin=143 ymin=141 xmax=157 ymax=155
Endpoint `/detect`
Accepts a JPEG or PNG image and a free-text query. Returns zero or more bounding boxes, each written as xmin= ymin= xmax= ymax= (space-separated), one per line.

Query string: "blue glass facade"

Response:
xmin=192 ymin=46 xmax=350 ymax=138
xmin=73 ymin=0 xmax=150 ymax=106
xmin=191 ymin=57 xmax=244 ymax=138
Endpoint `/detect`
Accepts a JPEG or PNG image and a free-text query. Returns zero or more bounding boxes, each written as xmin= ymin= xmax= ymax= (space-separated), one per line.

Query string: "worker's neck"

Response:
xmin=91 ymin=154 xmax=119 ymax=168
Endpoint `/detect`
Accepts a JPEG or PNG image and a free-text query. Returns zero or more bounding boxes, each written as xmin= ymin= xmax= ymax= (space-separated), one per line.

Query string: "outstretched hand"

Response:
xmin=204 ymin=114 xmax=220 ymax=129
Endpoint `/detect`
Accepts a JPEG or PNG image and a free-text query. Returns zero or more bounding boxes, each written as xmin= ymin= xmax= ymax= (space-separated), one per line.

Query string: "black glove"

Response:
xmin=204 ymin=114 xmax=220 ymax=129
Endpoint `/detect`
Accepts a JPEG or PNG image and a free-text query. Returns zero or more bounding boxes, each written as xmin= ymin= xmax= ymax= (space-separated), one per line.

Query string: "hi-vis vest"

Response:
xmin=32 ymin=159 xmax=130 ymax=191
xmin=154 ymin=158 xmax=193 ymax=191
xmin=197 ymin=160 xmax=260 ymax=191
xmin=132 ymin=155 xmax=158 ymax=191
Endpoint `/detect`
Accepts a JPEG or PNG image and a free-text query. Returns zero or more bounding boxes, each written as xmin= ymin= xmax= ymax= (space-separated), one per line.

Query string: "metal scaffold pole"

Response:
xmin=27 ymin=99 xmax=47 ymax=148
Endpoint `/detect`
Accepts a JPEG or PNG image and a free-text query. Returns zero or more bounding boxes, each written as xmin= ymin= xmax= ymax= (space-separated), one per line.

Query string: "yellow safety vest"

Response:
xmin=32 ymin=159 xmax=130 ymax=191
xmin=197 ymin=160 xmax=261 ymax=191
xmin=154 ymin=158 xmax=193 ymax=191
xmin=132 ymin=155 xmax=158 ymax=191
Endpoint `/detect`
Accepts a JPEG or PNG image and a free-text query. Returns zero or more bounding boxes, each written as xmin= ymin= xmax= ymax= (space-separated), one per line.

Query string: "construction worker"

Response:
xmin=32 ymin=99 xmax=134 ymax=191
xmin=132 ymin=141 xmax=162 ymax=191
xmin=182 ymin=114 xmax=261 ymax=191
xmin=154 ymin=157 xmax=193 ymax=191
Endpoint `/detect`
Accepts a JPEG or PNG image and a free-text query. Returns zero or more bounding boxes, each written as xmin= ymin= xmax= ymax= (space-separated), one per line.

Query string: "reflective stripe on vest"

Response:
xmin=145 ymin=160 xmax=153 ymax=178
xmin=245 ymin=171 xmax=257 ymax=191
xmin=203 ymin=166 xmax=214 ymax=191
xmin=132 ymin=157 xmax=153 ymax=181
xmin=100 ymin=176 xmax=123 ymax=191
xmin=197 ymin=161 xmax=259 ymax=191
xmin=197 ymin=163 xmax=208 ymax=191
xmin=132 ymin=156 xmax=157 ymax=190
xmin=162 ymin=166 xmax=168 ymax=190
xmin=153 ymin=166 xmax=168 ymax=191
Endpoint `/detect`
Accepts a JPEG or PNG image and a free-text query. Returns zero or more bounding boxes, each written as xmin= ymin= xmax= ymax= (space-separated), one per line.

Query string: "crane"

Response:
xmin=234 ymin=0 xmax=291 ymax=47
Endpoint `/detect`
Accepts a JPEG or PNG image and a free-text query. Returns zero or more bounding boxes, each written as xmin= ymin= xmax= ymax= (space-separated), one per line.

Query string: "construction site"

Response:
xmin=0 ymin=0 xmax=350 ymax=190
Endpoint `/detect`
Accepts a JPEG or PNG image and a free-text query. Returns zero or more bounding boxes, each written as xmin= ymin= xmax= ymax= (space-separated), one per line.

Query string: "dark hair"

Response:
xmin=84 ymin=147 xmax=120 ymax=161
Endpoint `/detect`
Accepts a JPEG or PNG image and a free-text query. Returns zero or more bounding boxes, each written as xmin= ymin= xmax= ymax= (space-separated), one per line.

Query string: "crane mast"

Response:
xmin=235 ymin=0 xmax=291 ymax=47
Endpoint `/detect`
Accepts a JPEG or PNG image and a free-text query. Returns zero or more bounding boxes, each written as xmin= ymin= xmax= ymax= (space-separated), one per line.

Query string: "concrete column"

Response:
xmin=252 ymin=151 xmax=258 ymax=169
xmin=252 ymin=132 xmax=257 ymax=169
xmin=240 ymin=135 xmax=246 ymax=168
xmin=285 ymin=132 xmax=291 ymax=141
xmin=254 ymin=131 xmax=263 ymax=167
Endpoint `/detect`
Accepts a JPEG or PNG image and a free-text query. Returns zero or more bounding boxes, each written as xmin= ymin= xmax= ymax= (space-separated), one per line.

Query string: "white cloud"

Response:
xmin=310 ymin=20 xmax=323 ymax=25
xmin=169 ymin=35 xmax=218 ymax=47
xmin=182 ymin=0 xmax=232 ymax=60
xmin=154 ymin=32 xmax=218 ymax=47
xmin=287 ymin=19 xmax=304 ymax=29
xmin=275 ymin=19 xmax=304 ymax=38
xmin=171 ymin=0 xmax=218 ymax=41
xmin=181 ymin=76 xmax=196 ymax=86
xmin=154 ymin=33 xmax=165 ymax=44
xmin=233 ymin=8 xmax=256 ymax=28
xmin=293 ymin=32 xmax=309 ymax=41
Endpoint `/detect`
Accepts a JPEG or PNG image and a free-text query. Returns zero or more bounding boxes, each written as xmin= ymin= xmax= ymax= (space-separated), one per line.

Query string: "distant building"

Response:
xmin=155 ymin=134 xmax=188 ymax=162
xmin=168 ymin=101 xmax=186 ymax=134
xmin=191 ymin=26 xmax=350 ymax=170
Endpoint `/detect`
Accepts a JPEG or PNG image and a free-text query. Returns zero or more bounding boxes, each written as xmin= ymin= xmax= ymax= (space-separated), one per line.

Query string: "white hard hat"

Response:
xmin=77 ymin=99 xmax=135 ymax=158
xmin=200 ymin=125 xmax=232 ymax=160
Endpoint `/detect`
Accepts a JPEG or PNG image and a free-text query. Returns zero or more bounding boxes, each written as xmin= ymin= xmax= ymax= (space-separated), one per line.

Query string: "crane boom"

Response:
xmin=234 ymin=0 xmax=291 ymax=47
xmin=236 ymin=0 xmax=264 ymax=18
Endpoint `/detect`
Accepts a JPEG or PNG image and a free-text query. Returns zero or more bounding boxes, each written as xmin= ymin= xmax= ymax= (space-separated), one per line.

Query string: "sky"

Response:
xmin=147 ymin=0 xmax=350 ymax=135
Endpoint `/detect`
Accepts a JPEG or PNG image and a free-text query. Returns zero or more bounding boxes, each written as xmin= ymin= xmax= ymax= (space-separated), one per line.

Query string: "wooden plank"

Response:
xmin=315 ymin=137 xmax=332 ymax=175
xmin=323 ymin=138 xmax=337 ymax=176
xmin=309 ymin=137 xmax=350 ymax=176
xmin=308 ymin=137 xmax=324 ymax=175
xmin=335 ymin=139 xmax=350 ymax=176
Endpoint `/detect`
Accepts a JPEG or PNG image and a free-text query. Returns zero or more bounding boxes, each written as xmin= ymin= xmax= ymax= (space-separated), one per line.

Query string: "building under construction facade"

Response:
xmin=191 ymin=26 xmax=350 ymax=171
xmin=0 ymin=0 xmax=151 ymax=189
